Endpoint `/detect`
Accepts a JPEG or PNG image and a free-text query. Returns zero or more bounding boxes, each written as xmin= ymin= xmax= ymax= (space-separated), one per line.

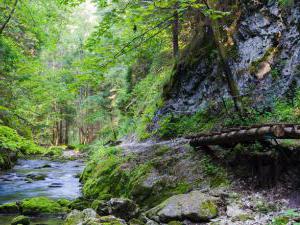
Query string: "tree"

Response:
xmin=203 ymin=0 xmax=243 ymax=115
xmin=0 ymin=0 xmax=18 ymax=35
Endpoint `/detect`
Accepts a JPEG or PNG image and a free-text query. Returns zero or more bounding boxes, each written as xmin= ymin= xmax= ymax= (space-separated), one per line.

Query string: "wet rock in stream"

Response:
xmin=26 ymin=173 xmax=47 ymax=181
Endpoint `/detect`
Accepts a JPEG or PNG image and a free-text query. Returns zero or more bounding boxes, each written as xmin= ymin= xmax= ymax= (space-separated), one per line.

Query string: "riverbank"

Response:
xmin=0 ymin=153 xmax=85 ymax=225
xmin=67 ymin=139 xmax=300 ymax=225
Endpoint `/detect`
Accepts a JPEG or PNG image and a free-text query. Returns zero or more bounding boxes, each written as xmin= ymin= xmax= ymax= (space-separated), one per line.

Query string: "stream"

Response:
xmin=0 ymin=158 xmax=85 ymax=224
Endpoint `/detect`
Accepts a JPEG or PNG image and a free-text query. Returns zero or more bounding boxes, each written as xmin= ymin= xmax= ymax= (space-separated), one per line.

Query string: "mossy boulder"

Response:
xmin=98 ymin=215 xmax=126 ymax=225
xmin=69 ymin=197 xmax=91 ymax=210
xmin=167 ymin=221 xmax=183 ymax=225
xmin=64 ymin=209 xmax=127 ymax=225
xmin=146 ymin=190 xmax=219 ymax=223
xmin=57 ymin=199 xmax=71 ymax=207
xmin=11 ymin=215 xmax=30 ymax=225
xmin=91 ymin=199 xmax=109 ymax=216
xmin=0 ymin=202 xmax=20 ymax=214
xmin=64 ymin=209 xmax=86 ymax=225
xmin=20 ymin=197 xmax=65 ymax=215
xmin=129 ymin=218 xmax=145 ymax=225
xmin=81 ymin=145 xmax=201 ymax=210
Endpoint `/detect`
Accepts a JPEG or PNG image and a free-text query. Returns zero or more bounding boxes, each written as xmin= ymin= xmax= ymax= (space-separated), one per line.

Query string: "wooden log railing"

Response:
xmin=187 ymin=124 xmax=300 ymax=146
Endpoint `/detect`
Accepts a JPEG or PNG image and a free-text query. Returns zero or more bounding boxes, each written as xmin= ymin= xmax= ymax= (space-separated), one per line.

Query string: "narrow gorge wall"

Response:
xmin=162 ymin=1 xmax=300 ymax=116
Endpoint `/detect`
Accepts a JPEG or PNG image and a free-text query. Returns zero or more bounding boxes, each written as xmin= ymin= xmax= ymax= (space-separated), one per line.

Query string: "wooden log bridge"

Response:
xmin=187 ymin=124 xmax=300 ymax=147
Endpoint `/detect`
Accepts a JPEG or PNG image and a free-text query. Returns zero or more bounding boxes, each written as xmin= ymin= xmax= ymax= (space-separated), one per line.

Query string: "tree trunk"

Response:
xmin=212 ymin=21 xmax=242 ymax=114
xmin=172 ymin=2 xmax=179 ymax=58
xmin=59 ymin=120 xmax=63 ymax=145
xmin=189 ymin=124 xmax=300 ymax=147
xmin=65 ymin=120 xmax=69 ymax=145
xmin=205 ymin=0 xmax=243 ymax=115
xmin=55 ymin=122 xmax=59 ymax=146
xmin=0 ymin=0 xmax=18 ymax=35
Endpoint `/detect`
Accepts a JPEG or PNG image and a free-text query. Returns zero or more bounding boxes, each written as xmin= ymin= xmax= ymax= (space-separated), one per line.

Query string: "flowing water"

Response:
xmin=0 ymin=158 xmax=85 ymax=224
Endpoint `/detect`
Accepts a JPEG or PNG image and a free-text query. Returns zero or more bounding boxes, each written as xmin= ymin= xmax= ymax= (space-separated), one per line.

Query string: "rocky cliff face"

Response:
xmin=162 ymin=1 xmax=300 ymax=115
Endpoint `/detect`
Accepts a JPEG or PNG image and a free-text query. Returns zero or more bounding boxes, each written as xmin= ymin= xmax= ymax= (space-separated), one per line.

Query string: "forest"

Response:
xmin=0 ymin=0 xmax=300 ymax=224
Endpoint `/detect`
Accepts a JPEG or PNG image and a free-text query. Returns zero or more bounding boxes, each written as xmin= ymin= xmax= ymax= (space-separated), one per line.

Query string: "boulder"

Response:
xmin=0 ymin=202 xmax=20 ymax=214
xmin=11 ymin=215 xmax=30 ymax=225
xmin=107 ymin=198 xmax=139 ymax=221
xmin=146 ymin=190 xmax=219 ymax=223
xmin=98 ymin=215 xmax=126 ymax=225
xmin=64 ymin=209 xmax=127 ymax=225
xmin=91 ymin=199 xmax=108 ymax=215
xmin=57 ymin=198 xmax=71 ymax=207
xmin=69 ymin=197 xmax=91 ymax=210
xmin=20 ymin=197 xmax=65 ymax=215
xmin=64 ymin=209 xmax=98 ymax=225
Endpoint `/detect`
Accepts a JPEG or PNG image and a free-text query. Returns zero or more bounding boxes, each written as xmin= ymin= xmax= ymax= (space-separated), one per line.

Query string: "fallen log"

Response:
xmin=189 ymin=124 xmax=300 ymax=147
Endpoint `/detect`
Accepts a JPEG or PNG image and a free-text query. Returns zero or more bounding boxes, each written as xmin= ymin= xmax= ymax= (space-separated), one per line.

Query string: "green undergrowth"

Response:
xmin=154 ymin=89 xmax=300 ymax=139
xmin=0 ymin=125 xmax=65 ymax=169
xmin=270 ymin=209 xmax=300 ymax=225
xmin=156 ymin=110 xmax=217 ymax=138
xmin=0 ymin=125 xmax=44 ymax=169
xmin=97 ymin=50 xmax=175 ymax=142
xmin=200 ymin=156 xmax=229 ymax=188
xmin=0 ymin=125 xmax=45 ymax=155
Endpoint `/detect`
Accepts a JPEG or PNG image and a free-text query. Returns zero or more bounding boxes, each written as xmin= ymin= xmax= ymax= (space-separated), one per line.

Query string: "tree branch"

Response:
xmin=0 ymin=0 xmax=19 ymax=35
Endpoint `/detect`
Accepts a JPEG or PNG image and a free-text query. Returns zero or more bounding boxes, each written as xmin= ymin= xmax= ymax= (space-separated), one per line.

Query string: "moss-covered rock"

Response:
xmin=146 ymin=190 xmax=219 ymax=223
xmin=129 ymin=218 xmax=145 ymax=225
xmin=64 ymin=209 xmax=127 ymax=225
xmin=98 ymin=215 xmax=126 ymax=225
xmin=91 ymin=199 xmax=106 ymax=213
xmin=69 ymin=197 xmax=92 ymax=210
xmin=64 ymin=209 xmax=85 ymax=225
xmin=25 ymin=173 xmax=46 ymax=181
xmin=0 ymin=202 xmax=20 ymax=214
xmin=11 ymin=215 xmax=30 ymax=225
xmin=20 ymin=197 xmax=66 ymax=215
xmin=167 ymin=221 xmax=183 ymax=225
xmin=81 ymin=144 xmax=213 ymax=210
xmin=57 ymin=199 xmax=71 ymax=207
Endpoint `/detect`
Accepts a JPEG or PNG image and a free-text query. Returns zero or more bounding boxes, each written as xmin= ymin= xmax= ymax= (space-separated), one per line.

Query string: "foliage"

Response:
xmin=200 ymin=156 xmax=229 ymax=187
xmin=156 ymin=110 xmax=217 ymax=138
xmin=276 ymin=0 xmax=294 ymax=6
xmin=0 ymin=125 xmax=44 ymax=154
xmin=0 ymin=0 xmax=237 ymax=146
